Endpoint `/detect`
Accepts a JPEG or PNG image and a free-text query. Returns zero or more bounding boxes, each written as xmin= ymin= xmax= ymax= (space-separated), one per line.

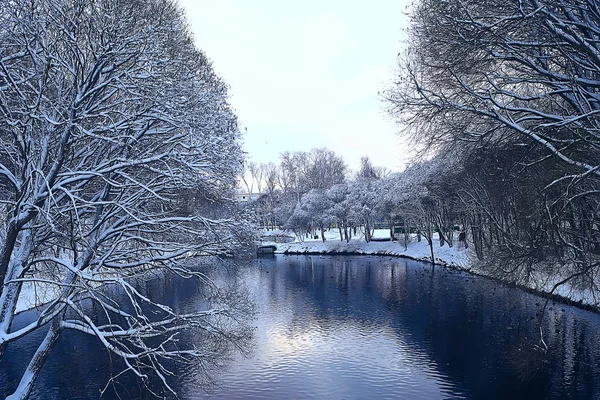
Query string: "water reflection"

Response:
xmin=185 ymin=256 xmax=600 ymax=400
xmin=2 ymin=255 xmax=600 ymax=399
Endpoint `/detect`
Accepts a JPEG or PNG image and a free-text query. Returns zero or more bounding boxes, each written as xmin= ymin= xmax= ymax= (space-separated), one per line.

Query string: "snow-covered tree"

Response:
xmin=285 ymin=203 xmax=312 ymax=242
xmin=328 ymin=183 xmax=351 ymax=242
xmin=348 ymin=180 xmax=379 ymax=242
xmin=272 ymin=192 xmax=297 ymax=230
xmin=388 ymin=0 xmax=600 ymax=176
xmin=0 ymin=0 xmax=248 ymax=397
xmin=356 ymin=156 xmax=387 ymax=181
xmin=288 ymin=189 xmax=333 ymax=242
xmin=386 ymin=0 xmax=600 ymax=275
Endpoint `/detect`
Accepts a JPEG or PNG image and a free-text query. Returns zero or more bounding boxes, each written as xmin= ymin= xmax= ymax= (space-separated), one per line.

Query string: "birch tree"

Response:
xmin=0 ymin=0 xmax=248 ymax=398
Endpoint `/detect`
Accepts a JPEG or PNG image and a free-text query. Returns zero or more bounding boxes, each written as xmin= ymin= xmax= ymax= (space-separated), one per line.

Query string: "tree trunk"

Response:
xmin=0 ymin=220 xmax=21 ymax=297
xmin=429 ymin=239 xmax=435 ymax=269
xmin=445 ymin=227 xmax=454 ymax=247
xmin=344 ymin=221 xmax=349 ymax=243
xmin=364 ymin=221 xmax=371 ymax=242
xmin=6 ymin=318 xmax=62 ymax=400
xmin=0 ymin=227 xmax=34 ymax=362
xmin=471 ymin=225 xmax=483 ymax=260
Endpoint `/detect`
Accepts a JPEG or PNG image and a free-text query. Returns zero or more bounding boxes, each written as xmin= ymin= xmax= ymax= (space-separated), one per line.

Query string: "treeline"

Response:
xmin=241 ymin=151 xmax=376 ymax=232
xmin=241 ymin=146 xmax=469 ymax=263
xmin=245 ymin=139 xmax=598 ymax=290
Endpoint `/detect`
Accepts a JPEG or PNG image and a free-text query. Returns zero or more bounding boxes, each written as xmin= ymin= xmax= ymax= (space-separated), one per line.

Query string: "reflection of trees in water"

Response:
xmin=0 ymin=262 xmax=256 ymax=399
xmin=257 ymin=256 xmax=600 ymax=400
xmin=119 ymin=264 xmax=256 ymax=398
xmin=258 ymin=257 xmax=405 ymax=333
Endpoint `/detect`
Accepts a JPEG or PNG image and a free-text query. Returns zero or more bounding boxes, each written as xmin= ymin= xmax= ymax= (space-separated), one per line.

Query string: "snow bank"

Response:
xmin=261 ymin=231 xmax=470 ymax=269
xmin=371 ymin=229 xmax=392 ymax=240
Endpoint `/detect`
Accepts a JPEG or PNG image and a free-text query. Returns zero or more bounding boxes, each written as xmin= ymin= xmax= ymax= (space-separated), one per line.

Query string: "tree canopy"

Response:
xmin=0 ymin=0 xmax=248 ymax=397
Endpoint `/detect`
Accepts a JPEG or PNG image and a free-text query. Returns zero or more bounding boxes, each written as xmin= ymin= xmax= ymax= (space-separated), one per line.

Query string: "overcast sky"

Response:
xmin=178 ymin=0 xmax=412 ymax=172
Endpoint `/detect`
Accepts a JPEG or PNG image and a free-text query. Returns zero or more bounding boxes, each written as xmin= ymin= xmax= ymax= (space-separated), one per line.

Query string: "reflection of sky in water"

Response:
xmin=262 ymin=322 xmax=449 ymax=399
xmin=186 ymin=257 xmax=470 ymax=399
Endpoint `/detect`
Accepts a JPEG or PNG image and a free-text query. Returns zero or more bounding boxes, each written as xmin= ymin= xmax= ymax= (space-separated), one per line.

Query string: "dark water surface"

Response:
xmin=2 ymin=255 xmax=600 ymax=399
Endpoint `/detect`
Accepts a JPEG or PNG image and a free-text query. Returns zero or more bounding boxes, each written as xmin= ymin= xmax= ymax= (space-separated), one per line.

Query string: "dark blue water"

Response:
xmin=2 ymin=255 xmax=600 ymax=399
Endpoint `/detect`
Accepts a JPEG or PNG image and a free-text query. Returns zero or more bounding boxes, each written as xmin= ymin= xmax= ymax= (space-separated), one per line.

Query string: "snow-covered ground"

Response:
xmin=261 ymin=229 xmax=470 ymax=269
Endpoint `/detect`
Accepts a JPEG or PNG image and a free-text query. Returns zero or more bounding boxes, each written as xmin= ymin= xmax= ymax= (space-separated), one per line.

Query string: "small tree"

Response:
xmin=328 ymin=183 xmax=351 ymax=242
xmin=293 ymin=189 xmax=333 ymax=242
xmin=348 ymin=180 xmax=378 ymax=242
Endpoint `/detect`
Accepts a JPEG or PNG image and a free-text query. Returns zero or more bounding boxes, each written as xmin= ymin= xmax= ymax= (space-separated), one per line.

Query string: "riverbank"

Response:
xmin=262 ymin=229 xmax=470 ymax=269
xmin=260 ymin=229 xmax=600 ymax=313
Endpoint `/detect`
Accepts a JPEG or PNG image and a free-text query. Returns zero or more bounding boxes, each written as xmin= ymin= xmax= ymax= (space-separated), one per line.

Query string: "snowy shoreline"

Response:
xmin=261 ymin=228 xmax=470 ymax=267
xmin=270 ymin=240 xmax=469 ymax=269
xmin=261 ymin=229 xmax=600 ymax=314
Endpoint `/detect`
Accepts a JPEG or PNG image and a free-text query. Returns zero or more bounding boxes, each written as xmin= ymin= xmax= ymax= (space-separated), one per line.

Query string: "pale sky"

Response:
xmin=178 ymin=0 xmax=412 ymax=172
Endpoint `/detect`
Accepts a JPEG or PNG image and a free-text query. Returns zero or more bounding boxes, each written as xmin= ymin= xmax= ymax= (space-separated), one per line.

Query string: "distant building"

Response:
xmin=233 ymin=191 xmax=262 ymax=203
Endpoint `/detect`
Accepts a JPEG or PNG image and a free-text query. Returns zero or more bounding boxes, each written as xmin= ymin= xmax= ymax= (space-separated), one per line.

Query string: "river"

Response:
xmin=2 ymin=255 xmax=600 ymax=399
